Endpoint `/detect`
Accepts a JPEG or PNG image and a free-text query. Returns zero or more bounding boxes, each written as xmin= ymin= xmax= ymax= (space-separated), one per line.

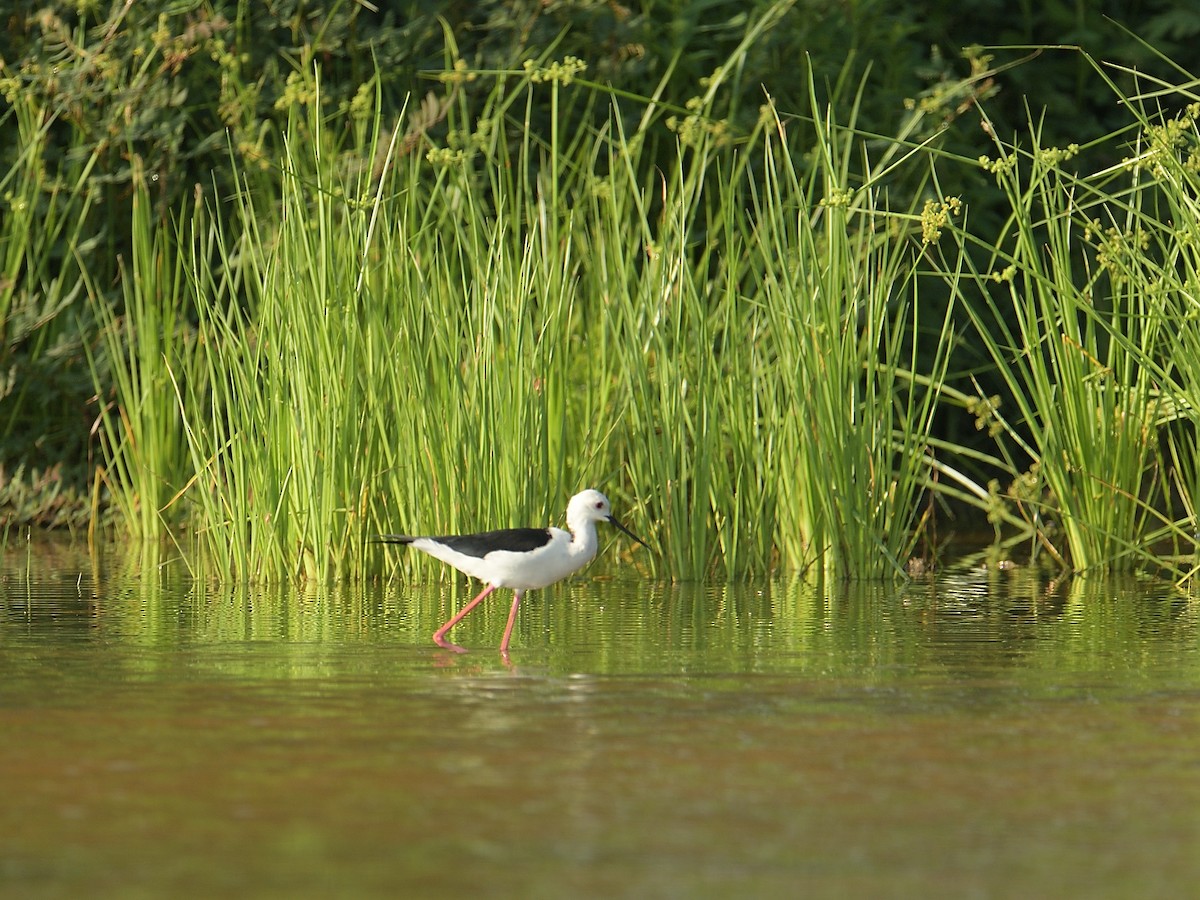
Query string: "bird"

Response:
xmin=372 ymin=489 xmax=647 ymax=654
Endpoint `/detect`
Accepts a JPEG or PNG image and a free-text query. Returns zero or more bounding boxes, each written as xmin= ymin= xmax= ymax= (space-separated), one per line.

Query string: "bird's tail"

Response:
xmin=370 ymin=534 xmax=416 ymax=545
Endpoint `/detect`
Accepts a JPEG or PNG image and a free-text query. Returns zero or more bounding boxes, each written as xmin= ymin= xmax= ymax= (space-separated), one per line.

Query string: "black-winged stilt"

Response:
xmin=373 ymin=489 xmax=647 ymax=653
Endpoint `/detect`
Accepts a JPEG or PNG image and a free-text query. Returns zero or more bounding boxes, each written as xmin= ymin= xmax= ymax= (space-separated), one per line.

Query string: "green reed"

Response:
xmin=960 ymin=104 xmax=1180 ymax=573
xmin=1068 ymin=53 xmax=1200 ymax=579
xmin=89 ymin=27 xmax=974 ymax=581
xmin=83 ymin=162 xmax=193 ymax=547
xmin=748 ymin=93 xmax=957 ymax=578
xmin=1 ymin=89 xmax=101 ymax=522
xmin=52 ymin=31 xmax=1200 ymax=584
xmin=168 ymin=65 xmax=604 ymax=580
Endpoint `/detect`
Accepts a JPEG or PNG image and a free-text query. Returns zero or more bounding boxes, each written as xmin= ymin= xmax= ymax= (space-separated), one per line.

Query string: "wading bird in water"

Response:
xmin=373 ymin=490 xmax=647 ymax=654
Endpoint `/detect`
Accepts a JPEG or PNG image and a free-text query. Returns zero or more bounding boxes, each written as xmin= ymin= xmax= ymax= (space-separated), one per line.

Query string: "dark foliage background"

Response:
xmin=2 ymin=0 xmax=1198 ymax=527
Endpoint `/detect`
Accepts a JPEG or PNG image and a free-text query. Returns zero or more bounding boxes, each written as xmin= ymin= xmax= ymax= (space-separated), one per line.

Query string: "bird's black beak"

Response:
xmin=607 ymin=515 xmax=649 ymax=551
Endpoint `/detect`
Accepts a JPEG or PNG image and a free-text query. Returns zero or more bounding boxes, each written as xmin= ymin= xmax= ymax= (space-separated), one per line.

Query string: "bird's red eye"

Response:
xmin=595 ymin=502 xmax=604 ymax=509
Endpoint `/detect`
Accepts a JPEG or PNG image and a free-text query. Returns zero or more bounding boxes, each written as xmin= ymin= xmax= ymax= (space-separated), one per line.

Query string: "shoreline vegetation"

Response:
xmin=4 ymin=3 xmax=1200 ymax=583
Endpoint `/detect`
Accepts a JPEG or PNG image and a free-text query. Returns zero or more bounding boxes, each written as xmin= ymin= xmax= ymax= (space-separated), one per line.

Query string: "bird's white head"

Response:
xmin=566 ymin=489 xmax=648 ymax=549
xmin=567 ymin=489 xmax=614 ymax=527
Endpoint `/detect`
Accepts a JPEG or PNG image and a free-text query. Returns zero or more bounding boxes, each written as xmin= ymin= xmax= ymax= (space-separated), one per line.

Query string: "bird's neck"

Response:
xmin=568 ymin=523 xmax=599 ymax=562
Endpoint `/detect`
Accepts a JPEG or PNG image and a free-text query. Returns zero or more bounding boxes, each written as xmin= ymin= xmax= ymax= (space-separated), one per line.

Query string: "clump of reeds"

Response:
xmin=83 ymin=33 xmax=969 ymax=581
xmin=953 ymin=46 xmax=1200 ymax=580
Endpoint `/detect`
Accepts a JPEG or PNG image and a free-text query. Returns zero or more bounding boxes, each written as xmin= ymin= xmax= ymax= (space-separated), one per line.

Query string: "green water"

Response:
xmin=2 ymin=545 xmax=1199 ymax=898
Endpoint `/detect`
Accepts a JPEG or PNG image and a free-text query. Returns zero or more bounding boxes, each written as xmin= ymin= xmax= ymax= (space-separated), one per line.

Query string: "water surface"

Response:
xmin=2 ymin=546 xmax=1199 ymax=898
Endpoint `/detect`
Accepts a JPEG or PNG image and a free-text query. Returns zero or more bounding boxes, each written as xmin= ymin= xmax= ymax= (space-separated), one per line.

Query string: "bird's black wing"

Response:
xmin=436 ymin=527 xmax=553 ymax=558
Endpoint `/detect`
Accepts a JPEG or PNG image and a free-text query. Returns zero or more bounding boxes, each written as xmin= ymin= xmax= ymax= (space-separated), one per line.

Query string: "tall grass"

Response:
xmin=170 ymin=67 xmax=611 ymax=581
xmin=749 ymin=88 xmax=959 ymax=579
xmin=83 ymin=159 xmax=193 ymax=547
xmin=956 ymin=50 xmax=1200 ymax=577
xmin=86 ymin=21 xmax=973 ymax=582
xmin=30 ymin=22 xmax=1200 ymax=585
xmin=1087 ymin=58 xmax=1200 ymax=580
xmin=1 ymin=90 xmax=101 ymax=501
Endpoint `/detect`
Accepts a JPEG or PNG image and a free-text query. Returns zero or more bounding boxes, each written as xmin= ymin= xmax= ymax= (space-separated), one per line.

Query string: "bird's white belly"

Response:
xmin=484 ymin=543 xmax=593 ymax=589
xmin=412 ymin=535 xmax=596 ymax=590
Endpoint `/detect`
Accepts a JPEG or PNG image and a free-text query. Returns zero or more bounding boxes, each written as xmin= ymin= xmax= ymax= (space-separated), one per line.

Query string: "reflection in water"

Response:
xmin=2 ymin=542 xmax=1200 ymax=897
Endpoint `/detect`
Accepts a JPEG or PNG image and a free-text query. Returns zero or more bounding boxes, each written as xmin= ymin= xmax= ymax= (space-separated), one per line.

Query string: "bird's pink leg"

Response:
xmin=433 ymin=584 xmax=497 ymax=652
xmin=499 ymin=590 xmax=524 ymax=654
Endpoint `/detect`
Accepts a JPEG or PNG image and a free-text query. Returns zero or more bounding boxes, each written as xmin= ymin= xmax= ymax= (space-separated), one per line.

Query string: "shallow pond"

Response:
xmin=2 ymin=543 xmax=1199 ymax=898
